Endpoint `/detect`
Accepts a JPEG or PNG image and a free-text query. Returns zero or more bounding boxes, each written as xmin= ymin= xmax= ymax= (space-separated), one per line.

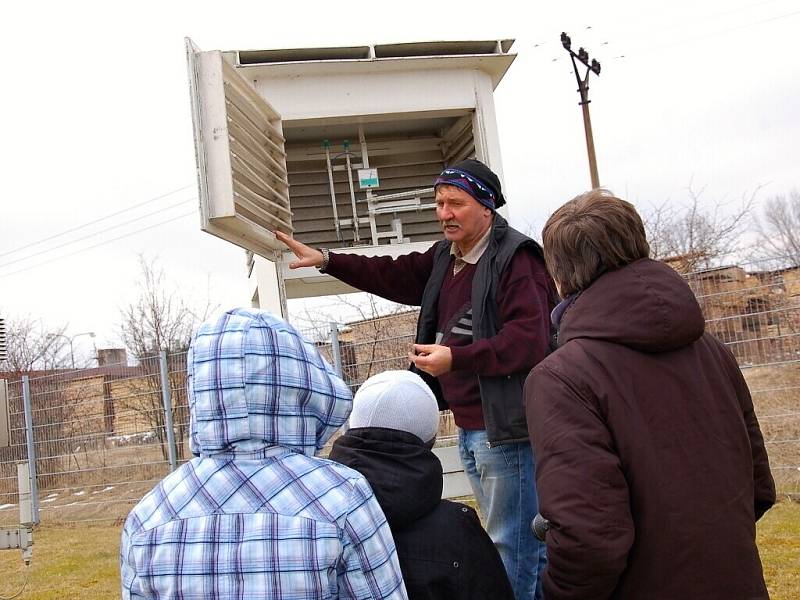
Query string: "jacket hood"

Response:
xmin=187 ymin=308 xmax=352 ymax=459
xmin=329 ymin=428 xmax=443 ymax=529
xmin=559 ymin=258 xmax=705 ymax=353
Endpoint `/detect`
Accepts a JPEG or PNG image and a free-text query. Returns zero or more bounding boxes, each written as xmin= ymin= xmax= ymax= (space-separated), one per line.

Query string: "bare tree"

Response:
xmin=754 ymin=190 xmax=800 ymax=267
xmin=117 ymin=256 xmax=214 ymax=461
xmin=643 ymin=183 xmax=757 ymax=271
xmin=119 ymin=257 xmax=203 ymax=357
xmin=338 ymin=295 xmax=415 ymax=383
xmin=293 ymin=293 xmax=416 ymax=388
xmin=0 ymin=313 xmax=70 ymax=373
xmin=0 ymin=314 xmax=81 ymax=494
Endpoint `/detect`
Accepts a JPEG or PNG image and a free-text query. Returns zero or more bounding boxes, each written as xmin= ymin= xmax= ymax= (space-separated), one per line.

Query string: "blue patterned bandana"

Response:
xmin=434 ymin=168 xmax=498 ymax=210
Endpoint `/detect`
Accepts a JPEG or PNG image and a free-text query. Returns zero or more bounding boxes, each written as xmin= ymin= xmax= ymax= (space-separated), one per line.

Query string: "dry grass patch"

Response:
xmin=0 ymin=500 xmax=796 ymax=599
xmin=0 ymin=523 xmax=121 ymax=599
xmin=757 ymin=500 xmax=800 ymax=600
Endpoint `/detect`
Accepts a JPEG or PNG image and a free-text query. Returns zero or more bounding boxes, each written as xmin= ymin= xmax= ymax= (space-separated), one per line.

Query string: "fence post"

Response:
xmin=330 ymin=322 xmax=343 ymax=376
xmin=159 ymin=351 xmax=178 ymax=472
xmin=21 ymin=376 xmax=40 ymax=524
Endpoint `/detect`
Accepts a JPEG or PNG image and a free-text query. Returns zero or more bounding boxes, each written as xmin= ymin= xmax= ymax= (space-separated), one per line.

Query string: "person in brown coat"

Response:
xmin=524 ymin=189 xmax=775 ymax=600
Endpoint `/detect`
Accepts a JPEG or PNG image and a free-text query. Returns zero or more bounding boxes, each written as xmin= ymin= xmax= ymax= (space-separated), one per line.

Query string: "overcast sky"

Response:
xmin=1 ymin=0 xmax=798 ymax=361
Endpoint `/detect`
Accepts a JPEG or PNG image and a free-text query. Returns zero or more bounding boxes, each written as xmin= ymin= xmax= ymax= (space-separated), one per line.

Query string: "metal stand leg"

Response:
xmin=323 ymin=140 xmax=343 ymax=242
xmin=343 ymin=140 xmax=360 ymax=243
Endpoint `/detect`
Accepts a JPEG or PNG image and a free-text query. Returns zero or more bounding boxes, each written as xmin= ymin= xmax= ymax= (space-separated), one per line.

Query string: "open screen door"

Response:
xmin=185 ymin=38 xmax=292 ymax=259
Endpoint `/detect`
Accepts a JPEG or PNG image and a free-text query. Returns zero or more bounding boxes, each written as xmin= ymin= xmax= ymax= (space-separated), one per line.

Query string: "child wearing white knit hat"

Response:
xmin=329 ymin=369 xmax=514 ymax=600
xmin=349 ymin=370 xmax=440 ymax=445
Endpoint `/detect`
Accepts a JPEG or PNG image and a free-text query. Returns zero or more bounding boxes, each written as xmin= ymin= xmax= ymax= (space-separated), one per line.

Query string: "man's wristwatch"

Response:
xmin=318 ymin=248 xmax=330 ymax=273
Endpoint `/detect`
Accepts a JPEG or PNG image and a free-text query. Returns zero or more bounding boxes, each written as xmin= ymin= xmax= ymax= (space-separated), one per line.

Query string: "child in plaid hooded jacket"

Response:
xmin=120 ymin=308 xmax=407 ymax=599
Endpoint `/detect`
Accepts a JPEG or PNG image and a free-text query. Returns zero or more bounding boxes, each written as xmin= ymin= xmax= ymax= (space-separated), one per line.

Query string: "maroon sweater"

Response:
xmin=327 ymin=243 xmax=553 ymax=429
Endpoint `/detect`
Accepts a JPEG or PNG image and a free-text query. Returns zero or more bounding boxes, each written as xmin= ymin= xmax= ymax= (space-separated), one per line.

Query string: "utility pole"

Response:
xmin=561 ymin=32 xmax=602 ymax=189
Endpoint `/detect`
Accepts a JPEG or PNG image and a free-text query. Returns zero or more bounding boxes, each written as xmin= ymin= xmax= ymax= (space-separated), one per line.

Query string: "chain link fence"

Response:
xmin=1 ymin=259 xmax=798 ymax=525
xmin=683 ymin=257 xmax=800 ymax=496
xmin=0 ymin=353 xmax=190 ymax=527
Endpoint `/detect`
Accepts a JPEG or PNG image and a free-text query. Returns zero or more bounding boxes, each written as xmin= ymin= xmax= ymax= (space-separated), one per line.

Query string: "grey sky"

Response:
xmin=1 ymin=0 xmax=798 ymax=360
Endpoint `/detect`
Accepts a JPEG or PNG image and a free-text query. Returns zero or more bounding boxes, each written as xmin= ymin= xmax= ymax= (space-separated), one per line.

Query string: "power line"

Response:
xmin=0 ymin=197 xmax=195 ymax=270
xmin=546 ymin=2 xmax=798 ymax=64
xmin=0 ymin=183 xmax=194 ymax=259
xmin=614 ymin=8 xmax=800 ymax=60
xmin=0 ymin=211 xmax=196 ymax=279
xmin=616 ymin=0 xmax=791 ymax=41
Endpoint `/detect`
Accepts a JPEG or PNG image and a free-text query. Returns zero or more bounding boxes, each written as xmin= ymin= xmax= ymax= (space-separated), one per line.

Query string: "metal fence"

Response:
xmin=0 ymin=352 xmax=190 ymax=527
xmin=684 ymin=258 xmax=800 ymax=496
xmin=1 ymin=260 xmax=798 ymax=526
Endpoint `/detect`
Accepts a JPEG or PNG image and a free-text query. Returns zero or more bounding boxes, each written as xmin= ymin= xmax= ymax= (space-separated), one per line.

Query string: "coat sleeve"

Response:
xmin=450 ymin=250 xmax=554 ymax=376
xmin=725 ymin=354 xmax=776 ymax=520
xmin=741 ymin=390 xmax=776 ymax=520
xmin=326 ymin=247 xmax=435 ymax=307
xmin=337 ymin=477 xmax=408 ymax=599
xmin=525 ymin=364 xmax=634 ymax=600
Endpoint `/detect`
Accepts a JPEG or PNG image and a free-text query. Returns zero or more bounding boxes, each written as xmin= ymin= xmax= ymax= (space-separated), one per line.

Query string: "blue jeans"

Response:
xmin=458 ymin=428 xmax=546 ymax=600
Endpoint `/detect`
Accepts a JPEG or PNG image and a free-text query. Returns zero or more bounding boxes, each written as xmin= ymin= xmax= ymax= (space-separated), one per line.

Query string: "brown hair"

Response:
xmin=542 ymin=189 xmax=650 ymax=295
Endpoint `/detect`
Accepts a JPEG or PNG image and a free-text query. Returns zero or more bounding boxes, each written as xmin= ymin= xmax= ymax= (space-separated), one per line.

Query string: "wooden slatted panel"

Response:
xmin=450 ymin=143 xmax=476 ymax=165
xmin=186 ymin=40 xmax=293 ymax=259
xmin=444 ymin=116 xmax=475 ymax=165
xmin=222 ymin=60 xmax=291 ymax=233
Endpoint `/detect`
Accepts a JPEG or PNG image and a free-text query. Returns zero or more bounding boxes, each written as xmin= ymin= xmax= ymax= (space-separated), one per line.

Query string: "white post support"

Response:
xmin=0 ymin=462 xmax=34 ymax=565
xmin=21 ymin=376 xmax=39 ymax=524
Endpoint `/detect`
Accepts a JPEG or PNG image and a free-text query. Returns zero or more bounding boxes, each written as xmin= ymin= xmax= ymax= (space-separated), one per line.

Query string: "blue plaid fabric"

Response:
xmin=121 ymin=309 xmax=407 ymax=599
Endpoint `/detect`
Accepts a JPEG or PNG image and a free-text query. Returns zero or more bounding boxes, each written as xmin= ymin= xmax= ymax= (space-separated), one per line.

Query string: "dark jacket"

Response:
xmin=415 ymin=214 xmax=555 ymax=444
xmin=329 ymin=428 xmax=514 ymax=600
xmin=524 ymin=258 xmax=775 ymax=600
xmin=326 ymin=214 xmax=557 ymax=445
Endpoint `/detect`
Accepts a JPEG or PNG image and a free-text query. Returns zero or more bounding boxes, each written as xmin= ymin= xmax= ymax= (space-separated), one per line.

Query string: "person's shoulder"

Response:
xmin=496 ymin=242 xmax=549 ymax=289
xmin=124 ymin=460 xmax=201 ymax=535
xmin=530 ymin=339 xmax=597 ymax=383
xmin=308 ymin=456 xmax=381 ymax=508
xmin=511 ymin=243 xmax=546 ymax=268
xmin=271 ymin=452 xmax=374 ymax=501
xmin=411 ymin=499 xmax=484 ymax=534
xmin=315 ymin=455 xmax=373 ymax=486
xmin=496 ymin=225 xmax=545 ymax=265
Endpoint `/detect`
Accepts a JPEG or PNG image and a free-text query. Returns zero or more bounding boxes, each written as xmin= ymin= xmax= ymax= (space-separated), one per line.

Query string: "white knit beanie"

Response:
xmin=350 ymin=370 xmax=440 ymax=443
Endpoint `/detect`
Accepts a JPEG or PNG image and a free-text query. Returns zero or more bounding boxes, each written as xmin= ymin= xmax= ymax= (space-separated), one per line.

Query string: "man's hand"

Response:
xmin=409 ymin=343 xmax=453 ymax=377
xmin=274 ymin=230 xmax=324 ymax=269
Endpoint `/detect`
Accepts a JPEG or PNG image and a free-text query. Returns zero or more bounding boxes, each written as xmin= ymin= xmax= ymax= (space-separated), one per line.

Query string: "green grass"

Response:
xmin=1 ymin=501 xmax=797 ymax=599
xmin=0 ymin=524 xmax=121 ymax=599
xmin=757 ymin=500 xmax=800 ymax=600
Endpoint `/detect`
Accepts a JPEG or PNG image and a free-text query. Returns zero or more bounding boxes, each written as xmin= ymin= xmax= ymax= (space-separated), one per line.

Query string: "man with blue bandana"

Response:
xmin=276 ymin=159 xmax=558 ymax=600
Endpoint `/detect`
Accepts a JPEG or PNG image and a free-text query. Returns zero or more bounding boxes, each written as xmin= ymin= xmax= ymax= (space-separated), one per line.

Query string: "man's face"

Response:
xmin=435 ymin=185 xmax=493 ymax=252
